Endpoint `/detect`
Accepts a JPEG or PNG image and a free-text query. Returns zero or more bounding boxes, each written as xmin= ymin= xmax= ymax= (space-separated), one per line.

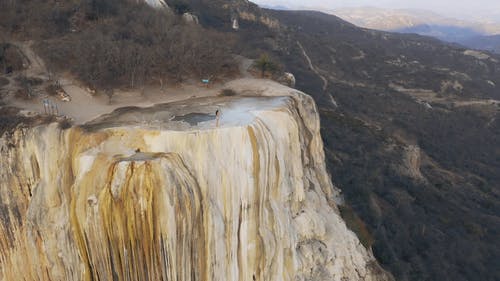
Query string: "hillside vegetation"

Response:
xmin=266 ymin=9 xmax=500 ymax=281
xmin=0 ymin=0 xmax=236 ymax=90
xmin=1 ymin=1 xmax=499 ymax=281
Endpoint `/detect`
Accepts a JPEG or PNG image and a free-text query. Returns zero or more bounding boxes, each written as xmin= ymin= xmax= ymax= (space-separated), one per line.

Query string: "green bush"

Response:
xmin=219 ymin=89 xmax=237 ymax=96
xmin=254 ymin=53 xmax=279 ymax=77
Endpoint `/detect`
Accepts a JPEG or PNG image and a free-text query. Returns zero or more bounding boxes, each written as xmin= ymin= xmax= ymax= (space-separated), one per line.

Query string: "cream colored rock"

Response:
xmin=183 ymin=12 xmax=199 ymax=24
xmin=0 ymin=81 xmax=391 ymax=281
xmin=144 ymin=0 xmax=168 ymax=9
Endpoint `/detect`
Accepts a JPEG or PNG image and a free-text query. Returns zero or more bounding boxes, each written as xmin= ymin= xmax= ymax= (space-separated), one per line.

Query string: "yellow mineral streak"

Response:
xmin=0 ymin=84 xmax=391 ymax=281
xmin=70 ymin=152 xmax=204 ymax=281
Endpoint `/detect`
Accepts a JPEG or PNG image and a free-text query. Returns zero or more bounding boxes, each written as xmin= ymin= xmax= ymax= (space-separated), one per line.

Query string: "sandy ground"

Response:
xmin=3 ymin=44 xmax=260 ymax=124
xmin=7 ymin=77 xmax=297 ymax=127
xmin=7 ymin=79 xmax=226 ymax=124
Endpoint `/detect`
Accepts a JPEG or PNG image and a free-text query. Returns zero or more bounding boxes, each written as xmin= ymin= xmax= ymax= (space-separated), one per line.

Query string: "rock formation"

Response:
xmin=183 ymin=12 xmax=199 ymax=24
xmin=0 ymin=82 xmax=391 ymax=281
xmin=144 ymin=0 xmax=168 ymax=9
xmin=278 ymin=72 xmax=296 ymax=88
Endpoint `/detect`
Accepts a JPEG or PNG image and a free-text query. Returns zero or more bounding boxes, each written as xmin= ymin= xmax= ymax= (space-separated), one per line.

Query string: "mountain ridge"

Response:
xmin=1 ymin=1 xmax=499 ymax=281
xmin=329 ymin=7 xmax=500 ymax=53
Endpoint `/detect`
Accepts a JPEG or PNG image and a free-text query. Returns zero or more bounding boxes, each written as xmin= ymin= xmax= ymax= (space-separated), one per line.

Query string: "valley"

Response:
xmin=0 ymin=1 xmax=499 ymax=281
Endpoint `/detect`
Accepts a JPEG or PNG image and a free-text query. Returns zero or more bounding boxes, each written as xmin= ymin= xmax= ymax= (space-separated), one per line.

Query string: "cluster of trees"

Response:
xmin=1 ymin=0 xmax=237 ymax=91
xmin=319 ymin=85 xmax=500 ymax=281
xmin=268 ymin=10 xmax=500 ymax=280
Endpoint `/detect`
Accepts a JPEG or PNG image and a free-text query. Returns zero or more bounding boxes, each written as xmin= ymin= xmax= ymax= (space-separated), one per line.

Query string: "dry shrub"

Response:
xmin=219 ymin=88 xmax=237 ymax=96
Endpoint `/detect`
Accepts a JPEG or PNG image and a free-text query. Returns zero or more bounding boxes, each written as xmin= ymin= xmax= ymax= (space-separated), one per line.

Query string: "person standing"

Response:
xmin=215 ymin=109 xmax=221 ymax=127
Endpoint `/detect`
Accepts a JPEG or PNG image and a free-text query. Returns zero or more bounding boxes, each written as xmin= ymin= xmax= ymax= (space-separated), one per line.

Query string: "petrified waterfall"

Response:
xmin=0 ymin=82 xmax=390 ymax=280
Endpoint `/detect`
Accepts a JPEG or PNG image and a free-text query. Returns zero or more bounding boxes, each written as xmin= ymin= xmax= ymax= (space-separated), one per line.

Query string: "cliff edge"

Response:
xmin=0 ymin=80 xmax=391 ymax=281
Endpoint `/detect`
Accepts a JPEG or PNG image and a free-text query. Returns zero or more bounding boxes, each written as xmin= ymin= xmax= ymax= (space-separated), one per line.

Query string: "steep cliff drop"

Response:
xmin=0 ymin=80 xmax=391 ymax=281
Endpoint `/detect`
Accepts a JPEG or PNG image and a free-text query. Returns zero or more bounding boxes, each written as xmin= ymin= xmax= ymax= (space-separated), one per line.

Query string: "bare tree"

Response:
xmin=35 ymin=1 xmax=237 ymax=96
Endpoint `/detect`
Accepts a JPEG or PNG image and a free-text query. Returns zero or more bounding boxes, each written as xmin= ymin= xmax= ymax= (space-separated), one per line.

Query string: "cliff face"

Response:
xmin=0 ymin=83 xmax=390 ymax=281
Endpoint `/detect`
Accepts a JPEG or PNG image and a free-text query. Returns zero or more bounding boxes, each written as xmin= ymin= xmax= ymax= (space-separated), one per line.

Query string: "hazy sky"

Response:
xmin=251 ymin=0 xmax=500 ymax=21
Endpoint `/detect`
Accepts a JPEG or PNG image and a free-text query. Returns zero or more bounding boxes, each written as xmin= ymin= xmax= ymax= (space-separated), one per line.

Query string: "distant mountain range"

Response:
xmin=331 ymin=7 xmax=500 ymax=34
xmin=461 ymin=34 xmax=500 ymax=53
xmin=330 ymin=7 xmax=500 ymax=53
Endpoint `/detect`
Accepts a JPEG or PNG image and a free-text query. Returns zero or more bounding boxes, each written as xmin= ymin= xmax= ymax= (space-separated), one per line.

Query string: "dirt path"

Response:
xmin=390 ymin=83 xmax=500 ymax=108
xmin=452 ymin=99 xmax=500 ymax=107
xmin=14 ymin=41 xmax=48 ymax=79
xmin=4 ymin=43 xmax=224 ymax=123
xmin=297 ymin=41 xmax=328 ymax=91
xmin=238 ymin=56 xmax=254 ymax=78
xmin=4 ymin=44 xmax=262 ymax=124
xmin=4 ymin=42 xmax=266 ymax=124
xmin=9 ymin=78 xmax=225 ymax=124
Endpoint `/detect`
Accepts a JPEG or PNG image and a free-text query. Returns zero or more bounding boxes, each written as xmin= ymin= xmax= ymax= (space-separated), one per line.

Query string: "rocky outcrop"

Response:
xmin=398 ymin=145 xmax=425 ymax=181
xmin=232 ymin=17 xmax=240 ymax=30
xmin=144 ymin=0 xmax=168 ymax=9
xmin=183 ymin=12 xmax=199 ymax=24
xmin=0 ymin=82 xmax=391 ymax=281
xmin=278 ymin=72 xmax=296 ymax=88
